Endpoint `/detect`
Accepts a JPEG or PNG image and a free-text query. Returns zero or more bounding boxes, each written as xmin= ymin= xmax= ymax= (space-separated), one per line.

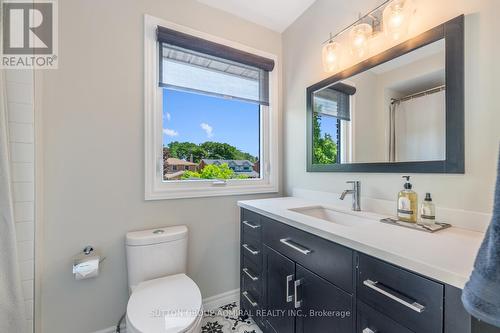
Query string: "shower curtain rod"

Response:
xmin=391 ymin=84 xmax=446 ymax=104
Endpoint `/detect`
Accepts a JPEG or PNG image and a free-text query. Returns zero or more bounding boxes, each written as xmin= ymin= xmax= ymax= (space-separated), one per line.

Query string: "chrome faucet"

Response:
xmin=340 ymin=181 xmax=361 ymax=211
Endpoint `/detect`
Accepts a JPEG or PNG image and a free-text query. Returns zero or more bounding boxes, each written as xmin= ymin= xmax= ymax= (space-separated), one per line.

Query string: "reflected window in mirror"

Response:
xmin=312 ymin=83 xmax=355 ymax=164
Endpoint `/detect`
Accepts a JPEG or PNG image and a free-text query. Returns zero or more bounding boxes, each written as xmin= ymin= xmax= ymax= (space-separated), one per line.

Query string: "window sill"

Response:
xmin=145 ymin=183 xmax=279 ymax=200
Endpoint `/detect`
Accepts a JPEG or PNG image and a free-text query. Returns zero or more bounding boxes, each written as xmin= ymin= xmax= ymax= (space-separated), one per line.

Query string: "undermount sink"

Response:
xmin=289 ymin=206 xmax=373 ymax=227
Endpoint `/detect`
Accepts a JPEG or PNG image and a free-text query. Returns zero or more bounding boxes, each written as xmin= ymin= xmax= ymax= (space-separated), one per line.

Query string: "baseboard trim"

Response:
xmin=93 ymin=289 xmax=240 ymax=333
xmin=92 ymin=325 xmax=125 ymax=333
xmin=203 ymin=288 xmax=240 ymax=311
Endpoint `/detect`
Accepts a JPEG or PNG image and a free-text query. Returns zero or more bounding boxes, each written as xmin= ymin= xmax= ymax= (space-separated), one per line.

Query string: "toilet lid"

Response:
xmin=127 ymin=274 xmax=202 ymax=333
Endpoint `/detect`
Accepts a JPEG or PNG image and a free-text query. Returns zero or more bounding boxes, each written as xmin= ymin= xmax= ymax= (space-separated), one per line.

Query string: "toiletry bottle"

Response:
xmin=420 ymin=193 xmax=436 ymax=225
xmin=397 ymin=176 xmax=418 ymax=223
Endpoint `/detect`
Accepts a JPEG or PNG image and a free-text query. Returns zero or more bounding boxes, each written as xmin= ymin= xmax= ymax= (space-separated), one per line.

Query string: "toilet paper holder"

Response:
xmin=72 ymin=245 xmax=106 ymax=280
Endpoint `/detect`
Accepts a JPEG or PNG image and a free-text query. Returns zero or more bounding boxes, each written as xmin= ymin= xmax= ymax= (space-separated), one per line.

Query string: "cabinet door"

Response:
xmin=295 ymin=264 xmax=354 ymax=333
xmin=264 ymin=246 xmax=296 ymax=333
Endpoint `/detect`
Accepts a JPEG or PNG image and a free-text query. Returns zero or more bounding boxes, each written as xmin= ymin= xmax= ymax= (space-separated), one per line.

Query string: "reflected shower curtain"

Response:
xmin=0 ymin=69 xmax=28 ymax=331
xmin=388 ymin=102 xmax=397 ymax=162
xmin=395 ymin=91 xmax=446 ymax=162
xmin=389 ymin=90 xmax=446 ymax=162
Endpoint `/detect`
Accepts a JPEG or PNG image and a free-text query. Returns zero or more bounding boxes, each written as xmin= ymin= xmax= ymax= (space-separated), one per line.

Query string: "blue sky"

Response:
xmin=162 ymin=88 xmax=260 ymax=157
xmin=318 ymin=113 xmax=339 ymax=139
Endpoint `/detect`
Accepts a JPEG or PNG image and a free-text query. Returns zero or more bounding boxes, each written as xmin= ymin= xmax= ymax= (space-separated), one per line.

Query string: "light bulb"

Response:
xmin=349 ymin=23 xmax=372 ymax=58
xmin=383 ymin=0 xmax=414 ymax=41
xmin=322 ymin=41 xmax=341 ymax=72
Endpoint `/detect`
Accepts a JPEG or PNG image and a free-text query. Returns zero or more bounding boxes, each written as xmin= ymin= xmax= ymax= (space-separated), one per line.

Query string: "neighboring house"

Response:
xmin=164 ymin=158 xmax=198 ymax=180
xmin=199 ymin=159 xmax=260 ymax=178
xmin=253 ymin=159 xmax=260 ymax=174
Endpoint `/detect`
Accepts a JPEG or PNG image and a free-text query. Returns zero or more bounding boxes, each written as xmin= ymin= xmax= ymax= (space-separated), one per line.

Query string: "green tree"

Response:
xmin=166 ymin=141 xmax=257 ymax=163
xmin=312 ymin=112 xmax=338 ymax=164
xmin=167 ymin=141 xmax=206 ymax=162
xmin=200 ymin=141 xmax=239 ymax=160
xmin=182 ymin=163 xmax=244 ymax=180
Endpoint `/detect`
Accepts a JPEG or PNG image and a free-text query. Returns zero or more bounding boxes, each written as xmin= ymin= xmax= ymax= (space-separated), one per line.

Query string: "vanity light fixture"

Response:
xmin=321 ymin=0 xmax=415 ymax=72
xmin=322 ymin=37 xmax=341 ymax=72
xmin=349 ymin=23 xmax=373 ymax=58
xmin=383 ymin=0 xmax=415 ymax=40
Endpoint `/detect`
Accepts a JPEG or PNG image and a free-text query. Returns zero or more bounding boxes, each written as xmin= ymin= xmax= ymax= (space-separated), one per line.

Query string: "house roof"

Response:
xmin=201 ymin=159 xmax=254 ymax=166
xmin=238 ymin=171 xmax=260 ymax=178
xmin=165 ymin=158 xmax=198 ymax=166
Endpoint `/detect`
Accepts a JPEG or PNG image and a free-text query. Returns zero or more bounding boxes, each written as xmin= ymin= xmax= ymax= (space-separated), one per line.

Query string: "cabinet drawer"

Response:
xmin=263 ymin=220 xmax=353 ymax=293
xmin=241 ymin=240 xmax=262 ymax=269
xmin=357 ymin=253 xmax=443 ymax=333
xmin=242 ymin=256 xmax=262 ymax=297
xmin=240 ymin=289 xmax=261 ymax=314
xmin=357 ymin=301 xmax=414 ymax=333
xmin=241 ymin=209 xmax=262 ymax=241
xmin=242 ymin=229 xmax=262 ymax=252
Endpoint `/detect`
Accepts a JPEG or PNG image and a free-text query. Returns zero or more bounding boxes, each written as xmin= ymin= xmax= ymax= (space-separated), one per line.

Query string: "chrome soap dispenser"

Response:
xmin=397 ymin=176 xmax=418 ymax=223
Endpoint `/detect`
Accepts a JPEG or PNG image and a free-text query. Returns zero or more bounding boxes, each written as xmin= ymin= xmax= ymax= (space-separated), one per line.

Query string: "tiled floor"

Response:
xmin=202 ymin=302 xmax=262 ymax=333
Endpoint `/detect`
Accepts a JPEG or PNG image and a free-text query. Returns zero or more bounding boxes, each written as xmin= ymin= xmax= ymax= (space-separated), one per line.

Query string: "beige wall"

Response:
xmin=283 ymin=0 xmax=500 ymax=213
xmin=35 ymin=1 xmax=281 ymax=332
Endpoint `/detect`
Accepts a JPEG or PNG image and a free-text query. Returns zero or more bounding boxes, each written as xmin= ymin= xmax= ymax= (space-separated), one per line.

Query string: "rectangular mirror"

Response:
xmin=307 ymin=16 xmax=464 ymax=173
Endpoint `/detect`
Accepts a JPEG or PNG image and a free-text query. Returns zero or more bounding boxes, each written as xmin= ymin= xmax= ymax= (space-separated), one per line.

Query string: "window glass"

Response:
xmin=162 ymin=88 xmax=261 ymax=181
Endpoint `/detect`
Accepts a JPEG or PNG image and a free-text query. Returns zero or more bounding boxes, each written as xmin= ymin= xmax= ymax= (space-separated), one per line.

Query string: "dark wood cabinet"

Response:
xmin=357 ymin=253 xmax=444 ymax=332
xmin=240 ymin=208 xmax=500 ymax=333
xmin=295 ymin=264 xmax=354 ymax=333
xmin=262 ymin=245 xmax=354 ymax=333
xmin=263 ymin=246 xmax=296 ymax=333
xmin=263 ymin=216 xmax=354 ymax=293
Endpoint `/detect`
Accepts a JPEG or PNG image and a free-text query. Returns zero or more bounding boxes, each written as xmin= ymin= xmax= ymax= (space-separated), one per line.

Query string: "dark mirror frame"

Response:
xmin=306 ymin=15 xmax=464 ymax=173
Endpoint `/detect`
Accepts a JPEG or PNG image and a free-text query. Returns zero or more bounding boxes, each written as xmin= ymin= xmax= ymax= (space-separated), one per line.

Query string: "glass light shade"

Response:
xmin=383 ymin=0 xmax=413 ymax=41
xmin=349 ymin=23 xmax=372 ymax=58
xmin=322 ymin=41 xmax=341 ymax=72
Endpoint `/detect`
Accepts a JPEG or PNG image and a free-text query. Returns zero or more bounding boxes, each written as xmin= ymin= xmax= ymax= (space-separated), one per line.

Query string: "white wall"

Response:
xmin=5 ymin=69 xmax=35 ymax=333
xmin=35 ymin=1 xmax=281 ymax=332
xmin=283 ymin=0 xmax=500 ymax=214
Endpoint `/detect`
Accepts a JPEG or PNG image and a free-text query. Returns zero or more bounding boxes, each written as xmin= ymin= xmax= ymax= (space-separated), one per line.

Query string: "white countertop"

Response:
xmin=238 ymin=196 xmax=486 ymax=289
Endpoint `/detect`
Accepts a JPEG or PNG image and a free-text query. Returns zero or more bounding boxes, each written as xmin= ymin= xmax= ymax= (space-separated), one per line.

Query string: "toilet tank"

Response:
xmin=126 ymin=225 xmax=188 ymax=292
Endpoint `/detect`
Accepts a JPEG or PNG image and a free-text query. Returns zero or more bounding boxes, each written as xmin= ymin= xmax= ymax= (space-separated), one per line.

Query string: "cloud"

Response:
xmin=200 ymin=122 xmax=213 ymax=138
xmin=166 ymin=112 xmax=171 ymax=121
xmin=163 ymin=128 xmax=178 ymax=137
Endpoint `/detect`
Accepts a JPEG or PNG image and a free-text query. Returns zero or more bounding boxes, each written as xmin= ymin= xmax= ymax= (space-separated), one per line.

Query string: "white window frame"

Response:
xmin=144 ymin=15 xmax=279 ymax=200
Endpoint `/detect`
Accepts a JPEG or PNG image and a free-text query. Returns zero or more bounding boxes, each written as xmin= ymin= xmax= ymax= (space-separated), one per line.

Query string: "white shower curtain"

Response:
xmin=0 ymin=69 xmax=28 ymax=331
xmin=394 ymin=90 xmax=446 ymax=162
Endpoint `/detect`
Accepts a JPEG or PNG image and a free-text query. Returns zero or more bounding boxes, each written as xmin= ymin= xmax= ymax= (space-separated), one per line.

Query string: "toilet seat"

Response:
xmin=126 ymin=274 xmax=203 ymax=333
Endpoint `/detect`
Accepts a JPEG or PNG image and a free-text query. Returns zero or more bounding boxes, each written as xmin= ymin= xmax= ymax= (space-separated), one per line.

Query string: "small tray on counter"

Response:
xmin=379 ymin=218 xmax=451 ymax=233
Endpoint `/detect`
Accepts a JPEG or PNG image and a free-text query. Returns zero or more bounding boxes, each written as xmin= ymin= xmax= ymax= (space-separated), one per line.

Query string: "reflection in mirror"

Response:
xmin=312 ymin=39 xmax=446 ymax=165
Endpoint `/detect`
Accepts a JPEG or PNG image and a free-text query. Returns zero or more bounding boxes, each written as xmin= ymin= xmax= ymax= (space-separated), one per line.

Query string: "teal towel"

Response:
xmin=462 ymin=148 xmax=500 ymax=328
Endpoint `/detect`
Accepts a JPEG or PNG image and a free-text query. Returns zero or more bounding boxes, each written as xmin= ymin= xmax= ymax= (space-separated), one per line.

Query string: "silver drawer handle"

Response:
xmin=362 ymin=328 xmax=376 ymax=333
xmin=243 ymin=268 xmax=259 ymax=281
xmin=242 ymin=244 xmax=260 ymax=255
xmin=363 ymin=279 xmax=425 ymax=313
xmin=243 ymin=220 xmax=261 ymax=229
xmin=294 ymin=279 xmax=303 ymax=309
xmin=280 ymin=238 xmax=312 ymax=255
xmin=242 ymin=291 xmax=258 ymax=307
xmin=286 ymin=274 xmax=294 ymax=303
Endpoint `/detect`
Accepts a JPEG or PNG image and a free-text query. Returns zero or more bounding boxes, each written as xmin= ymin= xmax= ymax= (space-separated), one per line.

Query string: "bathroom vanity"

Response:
xmin=238 ymin=198 xmax=498 ymax=333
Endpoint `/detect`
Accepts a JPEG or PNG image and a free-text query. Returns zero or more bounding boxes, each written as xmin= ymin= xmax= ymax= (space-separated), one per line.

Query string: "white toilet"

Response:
xmin=125 ymin=226 xmax=203 ymax=333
